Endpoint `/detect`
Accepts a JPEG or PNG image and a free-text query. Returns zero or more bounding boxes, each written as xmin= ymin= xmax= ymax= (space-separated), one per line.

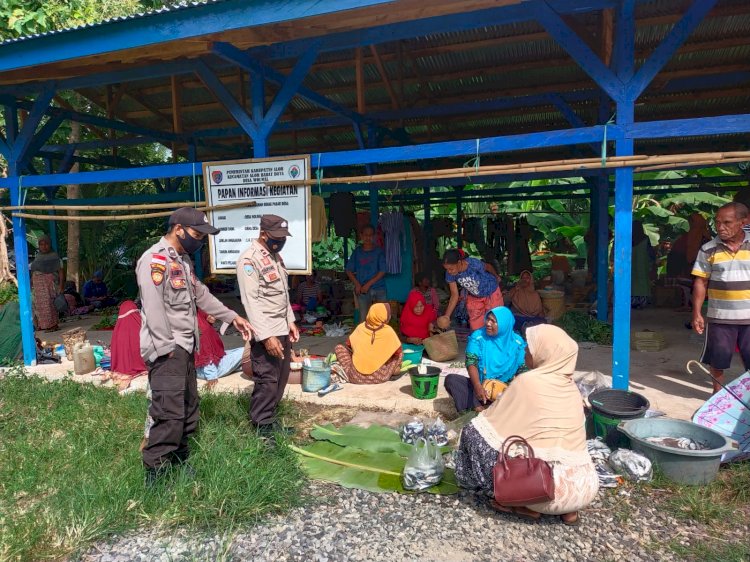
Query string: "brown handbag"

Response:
xmin=493 ymin=435 xmax=555 ymax=507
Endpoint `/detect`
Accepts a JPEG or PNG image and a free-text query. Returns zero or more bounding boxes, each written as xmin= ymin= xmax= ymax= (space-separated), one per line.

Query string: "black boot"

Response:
xmin=144 ymin=465 xmax=168 ymax=488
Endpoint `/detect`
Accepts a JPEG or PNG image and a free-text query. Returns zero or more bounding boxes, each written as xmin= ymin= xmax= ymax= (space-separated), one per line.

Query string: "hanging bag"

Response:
xmin=493 ymin=435 xmax=555 ymax=506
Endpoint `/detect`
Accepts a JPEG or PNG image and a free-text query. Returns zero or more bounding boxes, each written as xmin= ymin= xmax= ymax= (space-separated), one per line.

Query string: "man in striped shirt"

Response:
xmin=692 ymin=202 xmax=750 ymax=392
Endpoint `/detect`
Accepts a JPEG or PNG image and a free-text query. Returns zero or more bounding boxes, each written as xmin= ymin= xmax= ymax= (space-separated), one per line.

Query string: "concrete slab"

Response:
xmin=16 ymin=306 xmax=741 ymax=421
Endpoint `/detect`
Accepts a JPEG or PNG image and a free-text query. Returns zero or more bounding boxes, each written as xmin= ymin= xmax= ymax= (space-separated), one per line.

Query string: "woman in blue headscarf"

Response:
xmin=445 ymin=306 xmax=526 ymax=412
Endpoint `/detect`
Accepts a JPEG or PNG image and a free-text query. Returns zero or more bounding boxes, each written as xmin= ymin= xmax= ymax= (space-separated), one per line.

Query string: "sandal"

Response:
xmin=560 ymin=512 xmax=580 ymax=526
xmin=489 ymin=500 xmax=541 ymax=521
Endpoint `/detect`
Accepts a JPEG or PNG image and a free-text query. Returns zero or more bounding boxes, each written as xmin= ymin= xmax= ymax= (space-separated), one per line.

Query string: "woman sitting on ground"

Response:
xmin=400 ymin=290 xmax=437 ymax=345
xmin=414 ymin=272 xmax=441 ymax=316
xmin=335 ymin=303 xmax=403 ymax=384
xmin=444 ymin=306 xmax=526 ymax=413
xmin=195 ymin=309 xmax=244 ymax=388
xmin=110 ymin=300 xmax=149 ymax=390
xmin=454 ymin=324 xmax=598 ymax=526
xmin=505 ymin=270 xmax=546 ymax=332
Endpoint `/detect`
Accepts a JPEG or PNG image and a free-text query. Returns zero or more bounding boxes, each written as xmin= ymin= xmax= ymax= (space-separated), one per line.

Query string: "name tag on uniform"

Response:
xmin=261 ymin=265 xmax=277 ymax=282
xmin=169 ymin=262 xmax=186 ymax=289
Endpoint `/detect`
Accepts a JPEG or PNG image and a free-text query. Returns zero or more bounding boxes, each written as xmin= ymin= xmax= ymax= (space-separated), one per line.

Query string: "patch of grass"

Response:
xmin=0 ymin=375 xmax=306 ymax=561
xmin=648 ymin=463 xmax=750 ymax=525
xmin=667 ymin=538 xmax=750 ymax=562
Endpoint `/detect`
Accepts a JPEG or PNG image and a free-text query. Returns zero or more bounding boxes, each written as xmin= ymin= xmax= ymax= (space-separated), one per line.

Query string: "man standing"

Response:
xmin=692 ymin=202 xmax=750 ymax=392
xmin=236 ymin=214 xmax=299 ymax=438
xmin=137 ymin=207 xmax=253 ymax=485
xmin=345 ymin=224 xmax=387 ymax=318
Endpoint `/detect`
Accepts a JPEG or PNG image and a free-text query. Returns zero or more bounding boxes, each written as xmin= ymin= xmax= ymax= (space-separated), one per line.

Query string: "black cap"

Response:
xmin=260 ymin=214 xmax=292 ymax=238
xmin=169 ymin=207 xmax=220 ymax=235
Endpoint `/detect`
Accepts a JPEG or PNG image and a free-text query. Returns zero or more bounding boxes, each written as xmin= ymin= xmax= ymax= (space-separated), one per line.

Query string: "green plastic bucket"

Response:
xmin=589 ymin=389 xmax=650 ymax=448
xmin=408 ymin=366 xmax=440 ymax=400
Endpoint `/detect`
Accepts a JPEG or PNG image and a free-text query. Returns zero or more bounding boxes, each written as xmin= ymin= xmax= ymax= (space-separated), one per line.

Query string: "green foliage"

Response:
xmin=0 ymin=377 xmax=306 ymax=561
xmin=0 ymin=0 xmax=175 ymax=40
xmin=0 ymin=282 xmax=18 ymax=305
xmin=291 ymin=436 xmax=458 ymax=495
xmin=555 ymin=311 xmax=613 ymax=345
xmin=90 ymin=313 xmax=117 ymax=329
xmin=309 ymin=423 xmax=452 ymax=457
xmin=313 ymin=236 xmax=356 ymax=271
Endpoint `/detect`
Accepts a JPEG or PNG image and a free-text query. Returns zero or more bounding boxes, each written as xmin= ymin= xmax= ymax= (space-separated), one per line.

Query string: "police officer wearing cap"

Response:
xmin=236 ymin=214 xmax=299 ymax=437
xmin=136 ymin=207 xmax=253 ymax=485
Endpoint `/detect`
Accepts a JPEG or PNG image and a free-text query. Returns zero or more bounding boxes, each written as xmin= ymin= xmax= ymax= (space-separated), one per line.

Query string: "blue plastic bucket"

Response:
xmin=401 ymin=344 xmax=424 ymax=366
xmin=302 ymin=359 xmax=331 ymax=392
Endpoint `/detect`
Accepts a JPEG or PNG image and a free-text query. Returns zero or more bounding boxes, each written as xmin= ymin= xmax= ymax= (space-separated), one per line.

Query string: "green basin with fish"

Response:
xmin=618 ymin=418 xmax=737 ymax=485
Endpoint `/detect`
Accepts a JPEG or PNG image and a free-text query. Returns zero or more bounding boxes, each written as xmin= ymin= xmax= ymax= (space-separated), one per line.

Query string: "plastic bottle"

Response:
xmin=73 ymin=341 xmax=96 ymax=375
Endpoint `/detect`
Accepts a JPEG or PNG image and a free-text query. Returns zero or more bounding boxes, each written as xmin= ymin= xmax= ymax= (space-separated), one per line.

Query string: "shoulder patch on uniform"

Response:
xmin=243 ymin=263 xmax=255 ymax=276
xmin=151 ymin=254 xmax=167 ymax=271
xmin=151 ymin=270 xmax=164 ymax=286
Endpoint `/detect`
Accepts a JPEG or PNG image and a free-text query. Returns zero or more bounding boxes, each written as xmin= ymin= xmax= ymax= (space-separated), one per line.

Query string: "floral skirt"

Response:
xmin=454 ymin=423 xmax=599 ymax=515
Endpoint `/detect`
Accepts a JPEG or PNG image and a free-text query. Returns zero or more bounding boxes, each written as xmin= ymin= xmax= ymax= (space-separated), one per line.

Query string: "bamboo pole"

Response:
xmin=11 ymin=201 xmax=257 ymax=222
xmin=1 ymin=200 xmax=198 ymax=212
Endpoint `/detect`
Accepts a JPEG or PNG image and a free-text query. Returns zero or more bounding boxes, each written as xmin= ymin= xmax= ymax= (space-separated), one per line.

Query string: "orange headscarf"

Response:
xmin=349 ymin=303 xmax=402 ymax=375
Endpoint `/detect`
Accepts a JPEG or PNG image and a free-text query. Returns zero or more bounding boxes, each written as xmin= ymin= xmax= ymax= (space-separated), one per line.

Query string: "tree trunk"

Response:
xmin=0 ymin=212 xmax=17 ymax=286
xmin=66 ymin=121 xmax=81 ymax=287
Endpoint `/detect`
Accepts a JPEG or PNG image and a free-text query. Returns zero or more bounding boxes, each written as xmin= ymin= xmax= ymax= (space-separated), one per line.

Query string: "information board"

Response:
xmin=203 ymin=155 xmax=311 ymax=275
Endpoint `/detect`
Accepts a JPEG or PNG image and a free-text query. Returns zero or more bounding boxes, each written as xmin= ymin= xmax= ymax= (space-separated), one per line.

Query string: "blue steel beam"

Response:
xmin=195 ymin=60 xmax=258 ymax=139
xmin=212 ymin=42 xmax=370 ymax=128
xmin=536 ymin=1 xmax=624 ymax=102
xmin=250 ymin=0 xmax=617 ymax=60
xmin=21 ymin=115 xmax=64 ymax=167
xmin=628 ymin=114 xmax=750 ymax=139
xmin=258 ymin=44 xmax=320 ymax=138
xmin=10 ymin=88 xmax=55 ymax=162
xmin=0 ymin=0 xmax=393 ymax=74
xmin=627 ymin=0 xmax=718 ymax=99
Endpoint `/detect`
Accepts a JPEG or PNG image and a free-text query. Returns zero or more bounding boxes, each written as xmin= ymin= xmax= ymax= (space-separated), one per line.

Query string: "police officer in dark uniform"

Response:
xmin=136 ymin=207 xmax=253 ymax=485
xmin=236 ymin=215 xmax=299 ymax=438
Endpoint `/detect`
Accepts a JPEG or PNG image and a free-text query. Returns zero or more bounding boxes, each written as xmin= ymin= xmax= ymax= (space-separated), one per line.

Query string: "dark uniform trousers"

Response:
xmin=142 ymin=346 xmax=199 ymax=469
xmin=250 ymin=335 xmax=291 ymax=426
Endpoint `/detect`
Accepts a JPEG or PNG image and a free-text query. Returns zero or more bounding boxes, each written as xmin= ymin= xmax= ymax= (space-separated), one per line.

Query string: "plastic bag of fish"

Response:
xmin=608 ymin=448 xmax=653 ymax=482
xmin=401 ymin=437 xmax=445 ymax=491
xmin=400 ymin=416 xmax=450 ymax=446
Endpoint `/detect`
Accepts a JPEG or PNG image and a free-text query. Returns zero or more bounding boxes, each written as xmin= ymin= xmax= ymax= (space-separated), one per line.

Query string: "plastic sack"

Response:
xmin=400 ymin=417 xmax=425 ymax=445
xmin=401 ymin=437 xmax=444 ymax=491
xmin=608 ymin=449 xmax=653 ymax=482
xmin=587 ymin=439 xmax=621 ymax=488
xmin=572 ymin=370 xmax=610 ymax=404
xmin=427 ymin=416 xmax=449 ymax=446
xmin=92 ymin=345 xmax=105 ymax=367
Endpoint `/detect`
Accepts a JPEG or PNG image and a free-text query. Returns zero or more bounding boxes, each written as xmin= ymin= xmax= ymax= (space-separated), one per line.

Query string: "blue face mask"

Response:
xmin=266 ymin=236 xmax=286 ymax=254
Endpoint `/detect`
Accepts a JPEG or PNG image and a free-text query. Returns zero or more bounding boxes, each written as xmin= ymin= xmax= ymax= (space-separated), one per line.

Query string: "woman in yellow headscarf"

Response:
xmin=335 ymin=303 xmax=403 ymax=384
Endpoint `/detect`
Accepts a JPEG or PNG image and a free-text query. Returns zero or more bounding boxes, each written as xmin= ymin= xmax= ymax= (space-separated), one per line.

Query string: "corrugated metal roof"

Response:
xmin=0 ymin=0 xmax=227 ymax=46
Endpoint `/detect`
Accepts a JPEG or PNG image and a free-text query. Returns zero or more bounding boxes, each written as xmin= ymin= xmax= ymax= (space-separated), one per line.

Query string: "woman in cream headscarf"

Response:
xmin=335 ymin=303 xmax=403 ymax=384
xmin=454 ymin=324 xmax=598 ymax=525
xmin=505 ymin=270 xmax=546 ymax=332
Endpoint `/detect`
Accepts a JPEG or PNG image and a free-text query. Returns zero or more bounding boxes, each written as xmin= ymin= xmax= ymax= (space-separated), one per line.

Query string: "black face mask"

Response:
xmin=178 ymin=228 xmax=205 ymax=255
xmin=265 ymin=236 xmax=286 ymax=254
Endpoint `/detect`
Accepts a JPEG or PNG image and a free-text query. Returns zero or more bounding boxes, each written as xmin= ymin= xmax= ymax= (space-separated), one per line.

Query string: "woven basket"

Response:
xmin=61 ymin=327 xmax=86 ymax=359
xmin=540 ymin=290 xmax=566 ymax=320
xmin=423 ymin=330 xmax=459 ymax=362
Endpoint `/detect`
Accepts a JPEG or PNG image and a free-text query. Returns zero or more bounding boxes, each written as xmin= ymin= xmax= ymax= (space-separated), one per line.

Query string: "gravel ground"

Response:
xmin=73 ymin=480 xmax=736 ymax=562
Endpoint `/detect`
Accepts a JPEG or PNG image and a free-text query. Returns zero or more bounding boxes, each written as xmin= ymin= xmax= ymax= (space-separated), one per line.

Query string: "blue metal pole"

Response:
xmin=611 ymin=0 xmax=635 ymax=390
xmin=251 ymin=69 xmax=268 ymax=158
xmin=9 ymin=172 xmax=37 ymax=366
